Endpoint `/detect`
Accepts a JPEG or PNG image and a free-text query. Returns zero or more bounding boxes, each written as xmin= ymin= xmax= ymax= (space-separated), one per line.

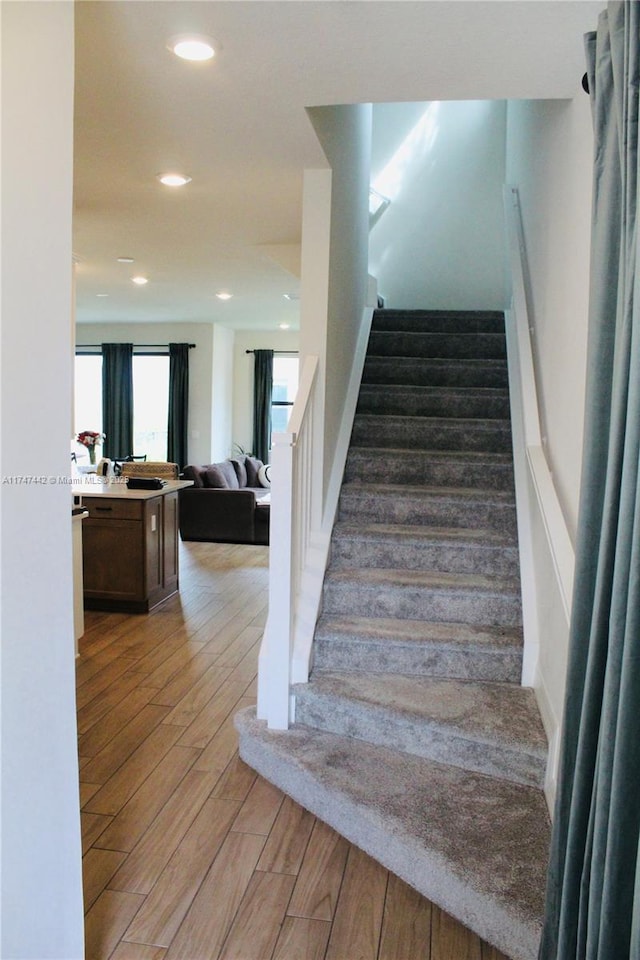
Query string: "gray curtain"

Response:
xmin=102 ymin=342 xmax=133 ymax=460
xmin=252 ymin=349 xmax=273 ymax=463
xmin=540 ymin=4 xmax=640 ymax=958
xmin=168 ymin=342 xmax=189 ymax=468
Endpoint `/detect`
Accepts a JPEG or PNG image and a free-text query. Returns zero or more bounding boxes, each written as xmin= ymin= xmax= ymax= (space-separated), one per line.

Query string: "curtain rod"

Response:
xmin=77 ymin=343 xmax=196 ymax=349
xmin=245 ymin=349 xmax=298 ymax=355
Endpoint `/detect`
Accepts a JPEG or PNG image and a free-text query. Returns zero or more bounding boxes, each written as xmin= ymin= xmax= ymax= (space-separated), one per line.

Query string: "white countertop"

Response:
xmin=73 ymin=478 xmax=193 ymax=500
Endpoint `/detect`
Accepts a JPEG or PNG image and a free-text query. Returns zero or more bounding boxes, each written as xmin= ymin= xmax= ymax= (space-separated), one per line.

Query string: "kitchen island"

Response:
xmin=74 ymin=479 xmax=192 ymax=612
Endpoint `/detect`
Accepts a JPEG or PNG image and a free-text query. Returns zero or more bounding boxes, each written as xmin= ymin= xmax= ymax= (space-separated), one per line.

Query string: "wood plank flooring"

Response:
xmin=78 ymin=541 xmax=512 ymax=960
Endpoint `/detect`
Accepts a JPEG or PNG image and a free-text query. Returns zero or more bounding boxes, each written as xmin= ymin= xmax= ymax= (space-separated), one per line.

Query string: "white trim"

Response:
xmin=504 ymin=185 xmax=575 ymax=812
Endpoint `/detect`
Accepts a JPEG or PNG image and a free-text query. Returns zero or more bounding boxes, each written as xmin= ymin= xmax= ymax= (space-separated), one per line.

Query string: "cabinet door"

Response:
xmin=83 ymin=519 xmax=144 ymax=601
xmin=144 ymin=498 xmax=163 ymax=595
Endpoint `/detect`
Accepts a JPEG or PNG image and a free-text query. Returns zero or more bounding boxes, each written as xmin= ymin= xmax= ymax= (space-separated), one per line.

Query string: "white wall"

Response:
xmin=306 ymin=104 xmax=373 ymax=498
xmin=369 ymin=100 xmax=507 ymax=310
xmin=505 ymin=95 xmax=594 ymax=799
xmin=211 ymin=324 xmax=235 ymax=462
xmin=1 ymin=3 xmax=85 ymax=956
xmin=75 ymin=322 xmax=215 ymax=465
xmin=506 ymin=98 xmax=593 ymax=538
xmin=232 ymin=330 xmax=300 ymax=458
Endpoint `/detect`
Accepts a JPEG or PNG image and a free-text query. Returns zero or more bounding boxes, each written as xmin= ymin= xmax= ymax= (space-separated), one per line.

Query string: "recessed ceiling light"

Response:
xmin=157 ymin=173 xmax=192 ymax=187
xmin=117 ymin=256 xmax=135 ymax=263
xmin=96 ymin=293 xmax=109 ymax=298
xmin=216 ymin=292 xmax=232 ymax=300
xmin=279 ymin=323 xmax=290 ymax=330
xmin=131 ymin=276 xmax=148 ymax=285
xmin=168 ymin=34 xmax=216 ymax=62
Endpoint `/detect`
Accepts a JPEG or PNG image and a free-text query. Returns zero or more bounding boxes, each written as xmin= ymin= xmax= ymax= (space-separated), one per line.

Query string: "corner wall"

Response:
xmin=306 ymin=104 xmax=372 ymax=501
xmin=505 ymin=95 xmax=594 ymax=799
xmin=1 ymin=3 xmax=85 ymax=955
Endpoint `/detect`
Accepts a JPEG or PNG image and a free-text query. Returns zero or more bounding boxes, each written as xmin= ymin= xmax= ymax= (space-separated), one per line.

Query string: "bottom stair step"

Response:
xmin=294 ymin=673 xmax=547 ymax=788
xmin=235 ymin=706 xmax=550 ymax=960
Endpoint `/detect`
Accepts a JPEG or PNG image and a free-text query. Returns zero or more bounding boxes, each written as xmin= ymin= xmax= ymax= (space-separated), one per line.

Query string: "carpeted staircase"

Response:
xmin=236 ymin=309 xmax=551 ymax=960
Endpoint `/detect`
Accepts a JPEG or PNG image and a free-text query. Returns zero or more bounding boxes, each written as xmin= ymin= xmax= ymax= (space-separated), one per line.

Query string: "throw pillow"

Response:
xmin=182 ymin=464 xmax=207 ymax=488
xmin=204 ymin=464 xmax=229 ymax=488
xmin=258 ymin=463 xmax=271 ymax=488
xmin=230 ymin=457 xmax=248 ymax=488
xmin=245 ymin=456 xmax=264 ymax=487
xmin=219 ymin=460 xmax=240 ymax=489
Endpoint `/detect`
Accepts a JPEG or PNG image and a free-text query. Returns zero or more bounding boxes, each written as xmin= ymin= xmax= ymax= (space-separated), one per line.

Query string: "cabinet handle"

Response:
xmin=95 ymin=506 xmax=113 ymax=512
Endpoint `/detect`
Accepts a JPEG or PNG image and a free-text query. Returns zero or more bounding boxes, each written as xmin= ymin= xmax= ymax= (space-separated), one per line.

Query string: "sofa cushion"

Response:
xmin=204 ymin=461 xmax=239 ymax=489
xmin=230 ymin=457 xmax=248 ymax=488
xmin=204 ymin=464 xmax=228 ymax=488
xmin=182 ymin=464 xmax=207 ymax=488
xmin=245 ymin=456 xmax=264 ymax=487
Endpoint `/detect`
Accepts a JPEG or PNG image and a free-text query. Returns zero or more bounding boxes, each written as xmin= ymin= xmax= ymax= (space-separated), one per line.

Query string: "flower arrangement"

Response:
xmin=76 ymin=430 xmax=105 ymax=464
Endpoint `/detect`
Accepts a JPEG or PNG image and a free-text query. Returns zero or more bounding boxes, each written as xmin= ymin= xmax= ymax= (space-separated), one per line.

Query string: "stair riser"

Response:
xmin=368 ymin=331 xmax=506 ymax=361
xmin=339 ymin=494 xmax=517 ymax=536
xmin=294 ymin=692 xmax=544 ymax=789
xmin=372 ymin=311 xmax=505 ymax=335
xmin=313 ymin=638 xmax=522 ymax=683
xmin=363 ymin=358 xmax=509 ymax=389
xmin=323 ymin=580 xmax=522 ymax=627
xmin=330 ymin=538 xmax=519 ymax=578
xmin=344 ymin=451 xmax=514 ymax=490
xmin=351 ymin=416 xmax=513 ymax=454
xmin=357 ymin=388 xmax=511 ymax=420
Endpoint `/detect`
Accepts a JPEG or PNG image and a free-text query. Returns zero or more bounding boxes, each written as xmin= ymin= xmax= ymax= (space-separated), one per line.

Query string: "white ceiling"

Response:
xmin=73 ymin=0 xmax=602 ymax=330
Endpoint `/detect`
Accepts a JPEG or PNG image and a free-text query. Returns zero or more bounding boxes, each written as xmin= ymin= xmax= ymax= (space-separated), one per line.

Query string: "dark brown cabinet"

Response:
xmin=81 ymin=488 xmax=182 ymax=612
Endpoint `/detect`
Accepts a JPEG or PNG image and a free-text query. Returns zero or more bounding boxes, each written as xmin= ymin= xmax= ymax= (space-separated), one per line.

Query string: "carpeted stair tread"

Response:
xmin=294 ymin=672 xmax=546 ymax=787
xmin=363 ymin=356 xmax=509 ymax=389
xmin=351 ymin=413 xmax=513 ymax=453
xmin=344 ymin=446 xmax=515 ymax=489
xmin=339 ymin=482 xmax=517 ymax=535
xmin=316 ymin=614 xmax=523 ymax=650
xmin=332 ymin=520 xmax=516 ymax=547
xmin=330 ymin=521 xmax=519 ymax=576
xmin=357 ymin=383 xmax=511 ymax=419
xmin=323 ymin=567 xmax=522 ymax=627
xmin=235 ymin=707 xmax=549 ymax=960
xmin=368 ymin=330 xmax=507 ymax=360
xmin=372 ymin=309 xmax=506 ymax=334
xmin=340 ymin=479 xmax=515 ymax=502
xmin=325 ymin=566 xmax=521 ymax=594
xmin=313 ymin=615 xmax=523 ymax=682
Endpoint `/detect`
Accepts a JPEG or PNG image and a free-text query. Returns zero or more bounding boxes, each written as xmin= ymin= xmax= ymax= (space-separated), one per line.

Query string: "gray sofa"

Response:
xmin=179 ymin=456 xmax=270 ymax=544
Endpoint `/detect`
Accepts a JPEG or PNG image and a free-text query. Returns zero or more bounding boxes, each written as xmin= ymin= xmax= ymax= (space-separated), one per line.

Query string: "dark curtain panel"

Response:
xmin=168 ymin=343 xmax=190 ymax=468
xmin=252 ymin=349 xmax=273 ymax=463
xmin=540 ymin=4 xmax=640 ymax=958
xmin=101 ymin=342 xmax=133 ymax=460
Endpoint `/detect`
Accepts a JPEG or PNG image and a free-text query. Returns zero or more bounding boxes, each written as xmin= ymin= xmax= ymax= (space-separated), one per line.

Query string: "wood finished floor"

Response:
xmin=78 ymin=541 xmax=511 ymax=960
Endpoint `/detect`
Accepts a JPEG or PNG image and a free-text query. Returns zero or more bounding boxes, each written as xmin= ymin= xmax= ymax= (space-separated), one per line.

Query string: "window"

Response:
xmin=74 ymin=354 xmax=103 ymax=456
xmin=132 ymin=356 xmax=169 ymax=460
xmin=271 ymin=355 xmax=299 ymax=439
xmin=74 ymin=351 xmax=170 ymax=461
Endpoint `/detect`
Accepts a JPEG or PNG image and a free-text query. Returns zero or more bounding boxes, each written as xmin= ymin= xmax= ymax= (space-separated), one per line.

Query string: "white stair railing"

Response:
xmin=257 ymin=355 xmax=319 ymax=729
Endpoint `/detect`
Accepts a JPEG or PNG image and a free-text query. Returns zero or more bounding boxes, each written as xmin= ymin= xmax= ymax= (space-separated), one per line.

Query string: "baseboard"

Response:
xmin=533 ymin=663 xmax=561 ymax=815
